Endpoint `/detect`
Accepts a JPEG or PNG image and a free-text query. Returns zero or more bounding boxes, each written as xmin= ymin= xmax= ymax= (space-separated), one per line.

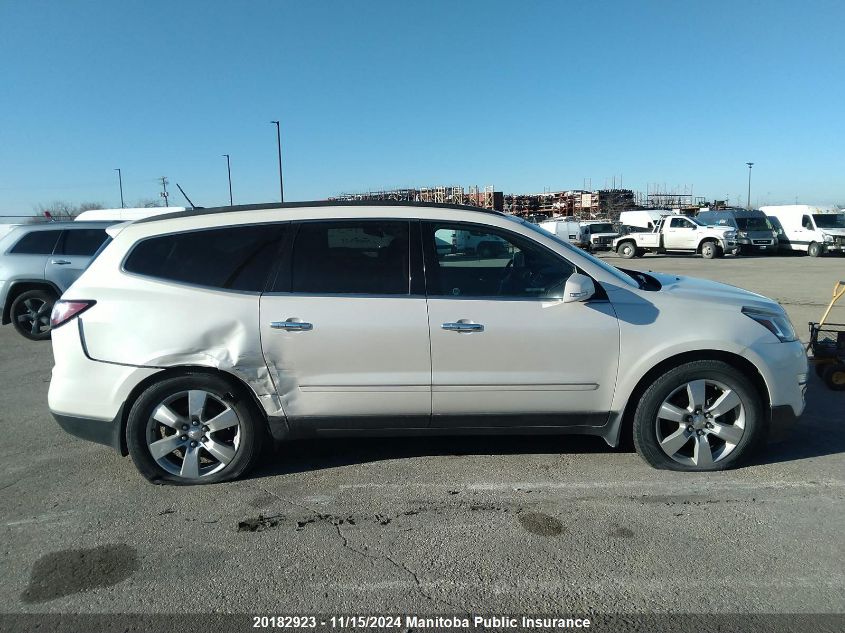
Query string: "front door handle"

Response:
xmin=442 ymin=321 xmax=484 ymax=332
xmin=50 ymin=259 xmax=71 ymax=265
xmin=270 ymin=319 xmax=313 ymax=331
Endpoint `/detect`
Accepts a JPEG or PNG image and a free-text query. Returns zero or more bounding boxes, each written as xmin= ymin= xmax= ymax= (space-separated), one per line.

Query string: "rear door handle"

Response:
xmin=50 ymin=259 xmax=71 ymax=265
xmin=442 ymin=321 xmax=484 ymax=332
xmin=271 ymin=319 xmax=313 ymax=331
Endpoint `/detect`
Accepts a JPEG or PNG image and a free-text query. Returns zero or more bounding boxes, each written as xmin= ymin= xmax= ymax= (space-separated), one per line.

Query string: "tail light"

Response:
xmin=50 ymin=300 xmax=96 ymax=329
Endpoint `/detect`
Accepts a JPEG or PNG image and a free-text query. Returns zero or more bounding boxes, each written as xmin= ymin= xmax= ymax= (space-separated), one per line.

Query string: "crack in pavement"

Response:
xmin=252 ymin=484 xmax=468 ymax=614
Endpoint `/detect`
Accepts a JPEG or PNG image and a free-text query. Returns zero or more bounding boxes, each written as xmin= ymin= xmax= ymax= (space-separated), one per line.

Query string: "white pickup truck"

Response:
xmin=613 ymin=215 xmax=738 ymax=259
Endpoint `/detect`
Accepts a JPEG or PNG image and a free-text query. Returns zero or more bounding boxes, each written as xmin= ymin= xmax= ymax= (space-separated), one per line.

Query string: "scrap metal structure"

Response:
xmin=332 ymin=183 xmax=704 ymax=221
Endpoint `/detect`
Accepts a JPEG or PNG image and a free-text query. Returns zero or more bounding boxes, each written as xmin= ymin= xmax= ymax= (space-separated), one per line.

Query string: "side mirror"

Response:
xmin=563 ymin=273 xmax=596 ymax=303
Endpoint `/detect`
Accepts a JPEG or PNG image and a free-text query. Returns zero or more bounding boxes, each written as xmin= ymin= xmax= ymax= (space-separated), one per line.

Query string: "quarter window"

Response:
xmin=289 ymin=221 xmax=410 ymax=295
xmin=124 ymin=224 xmax=284 ymax=291
xmin=59 ymin=229 xmax=109 ymax=256
xmin=424 ymin=222 xmax=575 ymax=299
xmin=9 ymin=230 xmax=62 ymax=255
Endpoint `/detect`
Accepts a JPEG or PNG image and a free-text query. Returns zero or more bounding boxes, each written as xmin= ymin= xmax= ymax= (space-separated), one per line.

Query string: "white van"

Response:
xmin=538 ymin=219 xmax=585 ymax=247
xmin=74 ymin=207 xmax=186 ymax=222
xmin=760 ymin=205 xmax=845 ymax=257
xmin=580 ymin=220 xmax=620 ymax=251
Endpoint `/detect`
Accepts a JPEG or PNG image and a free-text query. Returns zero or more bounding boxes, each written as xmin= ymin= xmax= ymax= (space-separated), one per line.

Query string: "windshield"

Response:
xmin=507 ymin=216 xmax=638 ymax=288
xmin=813 ymin=214 xmax=845 ymax=229
xmin=588 ymin=223 xmax=615 ymax=233
xmin=736 ymin=217 xmax=772 ymax=231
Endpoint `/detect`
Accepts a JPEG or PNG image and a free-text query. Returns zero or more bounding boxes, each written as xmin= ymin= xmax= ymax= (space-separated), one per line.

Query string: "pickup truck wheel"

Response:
xmin=617 ymin=242 xmax=636 ymax=259
xmin=807 ymin=242 xmax=822 ymax=257
xmin=700 ymin=241 xmax=717 ymax=259
xmin=10 ymin=289 xmax=55 ymax=341
xmin=126 ymin=374 xmax=266 ymax=485
xmin=633 ymin=360 xmax=763 ymax=471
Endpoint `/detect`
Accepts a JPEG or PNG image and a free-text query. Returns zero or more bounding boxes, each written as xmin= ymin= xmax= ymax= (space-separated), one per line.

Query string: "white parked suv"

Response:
xmin=48 ymin=202 xmax=807 ymax=484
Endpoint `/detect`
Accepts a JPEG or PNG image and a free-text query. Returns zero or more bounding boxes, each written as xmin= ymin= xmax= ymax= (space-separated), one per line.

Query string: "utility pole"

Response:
xmin=271 ymin=121 xmax=284 ymax=202
xmin=746 ymin=162 xmax=754 ymax=210
xmin=159 ymin=176 xmax=170 ymax=207
xmin=223 ymin=154 xmax=233 ymax=206
xmin=114 ymin=168 xmax=124 ymax=208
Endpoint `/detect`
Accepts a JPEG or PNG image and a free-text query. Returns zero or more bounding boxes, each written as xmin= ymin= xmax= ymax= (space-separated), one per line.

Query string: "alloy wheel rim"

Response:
xmin=146 ymin=390 xmax=241 ymax=479
xmin=15 ymin=298 xmax=51 ymax=336
xmin=655 ymin=379 xmax=746 ymax=467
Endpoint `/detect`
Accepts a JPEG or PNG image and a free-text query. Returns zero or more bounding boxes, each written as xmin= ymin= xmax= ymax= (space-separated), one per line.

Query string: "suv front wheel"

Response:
xmin=10 ymin=289 xmax=56 ymax=341
xmin=633 ymin=360 xmax=763 ymax=471
xmin=126 ymin=374 xmax=266 ymax=484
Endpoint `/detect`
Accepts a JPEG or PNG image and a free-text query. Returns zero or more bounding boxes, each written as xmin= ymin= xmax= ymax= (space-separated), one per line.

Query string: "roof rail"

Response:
xmin=136 ymin=199 xmax=505 ymax=224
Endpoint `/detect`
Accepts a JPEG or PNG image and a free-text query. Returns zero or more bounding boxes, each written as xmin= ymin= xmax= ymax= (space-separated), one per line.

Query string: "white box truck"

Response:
xmin=760 ymin=205 xmax=845 ymax=256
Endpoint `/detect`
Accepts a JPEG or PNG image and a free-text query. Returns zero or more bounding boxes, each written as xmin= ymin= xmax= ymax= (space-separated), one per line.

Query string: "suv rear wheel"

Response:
xmin=633 ymin=360 xmax=763 ymax=471
xmin=126 ymin=374 xmax=266 ymax=484
xmin=10 ymin=289 xmax=55 ymax=341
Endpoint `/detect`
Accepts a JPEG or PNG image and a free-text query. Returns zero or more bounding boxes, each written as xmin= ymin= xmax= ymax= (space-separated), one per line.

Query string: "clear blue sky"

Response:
xmin=1 ymin=0 xmax=843 ymax=215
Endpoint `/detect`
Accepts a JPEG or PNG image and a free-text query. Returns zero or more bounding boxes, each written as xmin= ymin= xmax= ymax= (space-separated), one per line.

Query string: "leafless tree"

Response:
xmin=31 ymin=200 xmax=105 ymax=222
xmin=136 ymin=198 xmax=163 ymax=208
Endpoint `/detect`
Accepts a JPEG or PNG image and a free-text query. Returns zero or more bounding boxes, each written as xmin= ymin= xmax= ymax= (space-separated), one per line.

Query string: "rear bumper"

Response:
xmin=52 ymin=411 xmax=123 ymax=452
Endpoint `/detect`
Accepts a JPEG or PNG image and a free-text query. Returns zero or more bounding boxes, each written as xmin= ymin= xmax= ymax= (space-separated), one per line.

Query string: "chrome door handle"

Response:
xmin=442 ymin=321 xmax=484 ymax=332
xmin=270 ymin=319 xmax=313 ymax=331
xmin=50 ymin=259 xmax=71 ymax=265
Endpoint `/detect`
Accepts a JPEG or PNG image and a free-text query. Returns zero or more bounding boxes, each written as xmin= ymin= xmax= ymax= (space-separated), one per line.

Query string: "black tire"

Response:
xmin=617 ymin=241 xmax=637 ymax=259
xmin=822 ymin=363 xmax=845 ymax=391
xmin=633 ymin=360 xmax=764 ymax=471
xmin=10 ymin=289 xmax=55 ymax=341
xmin=814 ymin=362 xmax=828 ymax=379
xmin=807 ymin=242 xmax=822 ymax=257
xmin=126 ymin=373 xmax=266 ymax=485
xmin=700 ymin=240 xmax=717 ymax=259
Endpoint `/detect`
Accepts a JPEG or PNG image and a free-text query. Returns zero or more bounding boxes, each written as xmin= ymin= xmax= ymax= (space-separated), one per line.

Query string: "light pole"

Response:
xmin=114 ymin=168 xmax=124 ymax=208
xmin=746 ymin=162 xmax=754 ymax=210
xmin=223 ymin=154 xmax=233 ymax=206
xmin=271 ymin=120 xmax=284 ymax=202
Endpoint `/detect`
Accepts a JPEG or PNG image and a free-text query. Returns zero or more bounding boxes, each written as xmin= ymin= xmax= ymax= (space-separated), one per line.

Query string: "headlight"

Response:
xmin=772 ymin=230 xmax=778 ymax=238
xmin=741 ymin=306 xmax=797 ymax=342
xmin=724 ymin=231 xmax=736 ymax=239
xmin=823 ymin=233 xmax=834 ymax=243
xmin=737 ymin=231 xmax=748 ymax=238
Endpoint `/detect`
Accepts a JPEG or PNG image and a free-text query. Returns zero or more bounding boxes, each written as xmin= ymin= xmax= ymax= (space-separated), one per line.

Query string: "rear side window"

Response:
xmin=124 ymin=224 xmax=285 ymax=291
xmin=9 ymin=230 xmax=62 ymax=254
xmin=59 ymin=228 xmax=109 ymax=256
xmin=289 ymin=221 xmax=410 ymax=295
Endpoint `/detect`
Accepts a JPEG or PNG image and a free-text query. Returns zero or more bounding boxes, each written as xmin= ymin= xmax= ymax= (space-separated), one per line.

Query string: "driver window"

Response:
xmin=670 ymin=218 xmax=689 ymax=228
xmin=427 ymin=223 xmax=575 ymax=299
xmin=802 ymin=215 xmax=813 ymax=229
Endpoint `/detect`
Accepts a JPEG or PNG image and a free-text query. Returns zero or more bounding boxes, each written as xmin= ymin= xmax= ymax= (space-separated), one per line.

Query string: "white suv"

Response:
xmin=48 ymin=202 xmax=807 ymax=484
